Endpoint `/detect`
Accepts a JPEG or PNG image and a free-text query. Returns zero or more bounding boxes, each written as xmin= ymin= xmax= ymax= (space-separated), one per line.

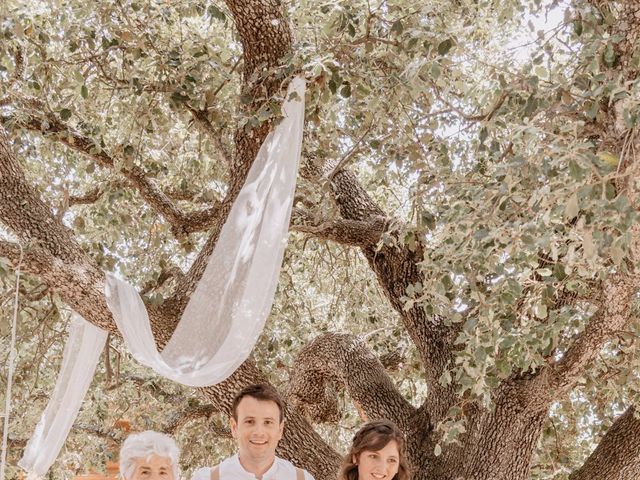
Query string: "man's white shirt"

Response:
xmin=191 ymin=454 xmax=315 ymax=480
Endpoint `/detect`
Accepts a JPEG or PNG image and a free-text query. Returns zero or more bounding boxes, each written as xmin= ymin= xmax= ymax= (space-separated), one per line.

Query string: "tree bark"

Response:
xmin=570 ymin=407 xmax=640 ymax=480
xmin=287 ymin=333 xmax=417 ymax=427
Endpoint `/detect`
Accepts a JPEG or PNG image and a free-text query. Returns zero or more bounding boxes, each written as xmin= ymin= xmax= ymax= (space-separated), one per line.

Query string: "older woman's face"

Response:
xmin=130 ymin=455 xmax=174 ymax=480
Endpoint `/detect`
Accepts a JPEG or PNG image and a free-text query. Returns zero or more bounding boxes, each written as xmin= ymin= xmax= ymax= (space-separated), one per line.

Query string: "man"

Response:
xmin=192 ymin=384 xmax=314 ymax=480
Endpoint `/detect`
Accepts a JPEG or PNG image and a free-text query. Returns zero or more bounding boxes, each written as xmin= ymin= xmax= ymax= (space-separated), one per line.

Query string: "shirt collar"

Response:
xmin=231 ymin=454 xmax=280 ymax=479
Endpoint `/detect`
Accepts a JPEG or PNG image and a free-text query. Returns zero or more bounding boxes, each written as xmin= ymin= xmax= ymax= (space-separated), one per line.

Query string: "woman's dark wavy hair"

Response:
xmin=338 ymin=420 xmax=411 ymax=480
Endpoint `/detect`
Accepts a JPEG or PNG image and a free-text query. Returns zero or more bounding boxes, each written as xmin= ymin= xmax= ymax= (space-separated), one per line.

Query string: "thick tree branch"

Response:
xmin=287 ymin=333 xmax=417 ymax=429
xmin=499 ymin=276 xmax=639 ymax=412
xmin=224 ymin=0 xmax=292 ymax=82
xmin=286 ymin=333 xmax=434 ymax=477
xmin=10 ymin=110 xmax=220 ymax=237
xmin=458 ymin=392 xmax=548 ymax=480
xmin=164 ymin=405 xmax=220 ymax=435
xmin=0 ymin=127 xmax=110 ymax=325
xmin=330 ymin=169 xmax=457 ymax=422
xmin=548 ymin=275 xmax=638 ymax=393
xmin=290 ymin=209 xmax=388 ymax=247
xmin=570 ymin=407 xmax=640 ymax=480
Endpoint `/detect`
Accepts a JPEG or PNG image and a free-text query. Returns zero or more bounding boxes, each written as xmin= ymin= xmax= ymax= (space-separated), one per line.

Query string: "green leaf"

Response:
xmin=534 ymin=66 xmax=547 ymax=78
xmin=81 ymin=84 xmax=88 ymax=99
xmin=430 ymin=62 xmax=441 ymax=80
xmin=573 ymin=19 xmax=583 ymax=36
xmin=208 ymin=5 xmax=226 ymax=22
xmin=171 ymin=91 xmax=190 ymax=104
xmin=123 ymin=144 xmax=135 ymax=157
xmin=439 ymin=369 xmax=452 ymax=386
xmin=479 ymin=127 xmax=488 ymax=144
xmin=438 ymin=38 xmax=454 ymax=56
xmin=60 ymin=109 xmax=72 ymax=120
xmin=565 ymin=193 xmax=579 ymax=220
xmin=568 ymin=159 xmax=584 ymax=181
xmin=597 ymin=151 xmax=619 ymax=168
xmin=239 ymin=94 xmax=253 ymax=105
xmin=340 ymin=84 xmax=351 ymax=98
xmin=524 ymin=94 xmax=538 ymax=116
xmin=536 ymin=268 xmax=552 ymax=277
xmin=391 ymin=20 xmax=403 ymax=36
xmin=603 ymin=42 xmax=616 ymax=67
xmin=582 ymin=230 xmax=596 ymax=258
xmin=533 ymin=301 xmax=547 ymax=319
xmin=611 ymin=245 xmax=625 ymax=266
xmin=585 ymin=101 xmax=599 ymax=120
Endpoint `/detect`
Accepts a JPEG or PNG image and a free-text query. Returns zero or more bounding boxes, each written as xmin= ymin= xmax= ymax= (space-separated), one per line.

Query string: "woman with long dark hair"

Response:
xmin=339 ymin=420 xmax=411 ymax=480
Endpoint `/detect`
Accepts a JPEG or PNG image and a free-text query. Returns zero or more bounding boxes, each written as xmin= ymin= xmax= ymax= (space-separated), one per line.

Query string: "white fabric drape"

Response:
xmin=105 ymin=77 xmax=305 ymax=385
xmin=18 ymin=315 xmax=108 ymax=478
xmin=18 ymin=77 xmax=306 ymax=477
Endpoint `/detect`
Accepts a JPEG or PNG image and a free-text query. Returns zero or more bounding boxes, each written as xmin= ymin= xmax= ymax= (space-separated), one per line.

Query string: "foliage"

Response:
xmin=1 ymin=0 xmax=640 ymax=479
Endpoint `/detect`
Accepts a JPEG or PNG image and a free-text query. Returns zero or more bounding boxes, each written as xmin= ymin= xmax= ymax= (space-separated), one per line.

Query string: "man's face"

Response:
xmin=230 ymin=396 xmax=284 ymax=467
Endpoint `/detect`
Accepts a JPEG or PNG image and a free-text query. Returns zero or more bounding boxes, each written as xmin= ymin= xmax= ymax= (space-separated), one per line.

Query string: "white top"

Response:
xmin=191 ymin=454 xmax=315 ymax=480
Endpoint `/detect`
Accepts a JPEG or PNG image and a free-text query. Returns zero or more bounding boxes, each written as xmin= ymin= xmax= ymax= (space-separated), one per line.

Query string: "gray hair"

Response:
xmin=119 ymin=431 xmax=180 ymax=480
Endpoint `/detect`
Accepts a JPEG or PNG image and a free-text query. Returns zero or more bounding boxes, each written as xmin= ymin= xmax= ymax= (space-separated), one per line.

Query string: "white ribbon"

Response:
xmin=19 ymin=77 xmax=306 ymax=477
xmin=18 ymin=316 xmax=108 ymax=477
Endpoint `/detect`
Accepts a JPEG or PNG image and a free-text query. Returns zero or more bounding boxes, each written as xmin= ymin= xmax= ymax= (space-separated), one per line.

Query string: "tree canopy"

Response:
xmin=1 ymin=0 xmax=640 ymax=479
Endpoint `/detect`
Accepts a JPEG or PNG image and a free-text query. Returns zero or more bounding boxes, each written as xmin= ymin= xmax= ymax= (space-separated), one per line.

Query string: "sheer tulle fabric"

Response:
xmin=18 ymin=315 xmax=108 ymax=477
xmin=18 ymin=77 xmax=306 ymax=477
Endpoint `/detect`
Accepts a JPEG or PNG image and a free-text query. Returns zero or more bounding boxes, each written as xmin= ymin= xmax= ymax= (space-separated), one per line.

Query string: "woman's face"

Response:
xmin=355 ymin=439 xmax=400 ymax=480
xmin=130 ymin=454 xmax=174 ymax=480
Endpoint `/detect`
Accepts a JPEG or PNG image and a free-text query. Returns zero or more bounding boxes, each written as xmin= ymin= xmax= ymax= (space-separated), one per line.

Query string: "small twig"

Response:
xmin=328 ymin=124 xmax=374 ymax=179
xmin=210 ymin=55 xmax=244 ymax=100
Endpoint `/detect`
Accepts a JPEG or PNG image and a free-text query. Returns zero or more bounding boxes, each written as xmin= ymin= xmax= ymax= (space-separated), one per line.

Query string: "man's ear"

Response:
xmin=352 ymin=454 xmax=358 ymax=465
xmin=230 ymin=416 xmax=238 ymax=439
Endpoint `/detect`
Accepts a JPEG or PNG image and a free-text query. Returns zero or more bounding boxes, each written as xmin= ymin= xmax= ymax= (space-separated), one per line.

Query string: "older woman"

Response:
xmin=119 ymin=431 xmax=180 ymax=480
xmin=339 ymin=420 xmax=411 ymax=480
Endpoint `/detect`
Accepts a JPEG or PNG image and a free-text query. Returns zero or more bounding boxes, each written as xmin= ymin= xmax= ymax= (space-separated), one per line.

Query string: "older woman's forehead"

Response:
xmin=134 ymin=454 xmax=174 ymax=468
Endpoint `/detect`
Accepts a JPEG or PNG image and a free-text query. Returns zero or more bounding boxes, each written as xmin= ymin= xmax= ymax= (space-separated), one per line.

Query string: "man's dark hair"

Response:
xmin=231 ymin=383 xmax=284 ymax=422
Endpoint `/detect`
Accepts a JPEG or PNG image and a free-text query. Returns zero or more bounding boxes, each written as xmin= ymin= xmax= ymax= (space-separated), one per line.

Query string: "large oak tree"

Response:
xmin=2 ymin=0 xmax=640 ymax=479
